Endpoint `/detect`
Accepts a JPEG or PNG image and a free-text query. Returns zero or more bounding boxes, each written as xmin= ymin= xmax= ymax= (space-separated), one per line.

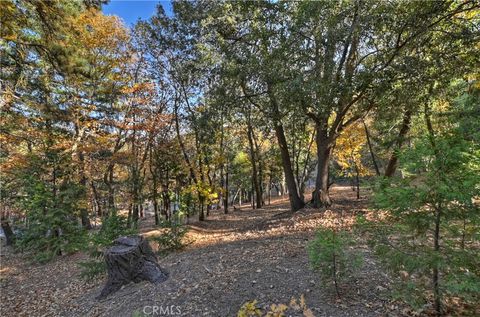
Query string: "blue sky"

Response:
xmin=102 ymin=1 xmax=172 ymax=27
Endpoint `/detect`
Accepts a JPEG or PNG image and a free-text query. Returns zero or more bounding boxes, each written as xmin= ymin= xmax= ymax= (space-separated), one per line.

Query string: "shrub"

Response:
xmin=307 ymin=227 xmax=362 ymax=297
xmin=78 ymin=259 xmax=107 ymax=281
xmin=371 ymin=134 xmax=480 ymax=315
xmin=150 ymin=216 xmax=188 ymax=256
xmin=79 ymin=213 xmax=137 ymax=280
xmin=16 ymin=172 xmax=87 ymax=263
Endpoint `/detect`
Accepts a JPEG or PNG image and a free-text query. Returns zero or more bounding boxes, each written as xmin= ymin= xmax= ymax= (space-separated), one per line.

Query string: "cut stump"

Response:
xmin=97 ymin=235 xmax=168 ymax=299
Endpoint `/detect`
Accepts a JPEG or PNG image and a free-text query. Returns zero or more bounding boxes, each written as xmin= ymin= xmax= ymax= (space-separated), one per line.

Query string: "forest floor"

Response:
xmin=0 ymin=186 xmax=410 ymax=317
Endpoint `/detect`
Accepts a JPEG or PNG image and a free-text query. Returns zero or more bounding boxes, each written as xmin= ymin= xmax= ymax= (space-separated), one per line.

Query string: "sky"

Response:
xmin=102 ymin=0 xmax=173 ymax=27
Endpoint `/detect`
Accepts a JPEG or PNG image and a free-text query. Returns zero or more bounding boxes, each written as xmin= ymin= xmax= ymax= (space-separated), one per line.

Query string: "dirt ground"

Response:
xmin=0 ymin=186 xmax=407 ymax=317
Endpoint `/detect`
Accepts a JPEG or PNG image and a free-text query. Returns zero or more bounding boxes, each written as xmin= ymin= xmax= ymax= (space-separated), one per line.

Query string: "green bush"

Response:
xmin=371 ymin=133 xmax=480 ymax=315
xmin=16 ymin=169 xmax=87 ymax=263
xmin=79 ymin=213 xmax=137 ymax=281
xmin=78 ymin=259 xmax=107 ymax=281
xmin=150 ymin=216 xmax=188 ymax=256
xmin=307 ymin=227 xmax=362 ymax=297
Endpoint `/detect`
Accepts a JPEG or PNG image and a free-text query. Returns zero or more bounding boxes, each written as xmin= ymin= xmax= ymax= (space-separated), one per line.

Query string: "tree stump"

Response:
xmin=97 ymin=235 xmax=168 ymax=299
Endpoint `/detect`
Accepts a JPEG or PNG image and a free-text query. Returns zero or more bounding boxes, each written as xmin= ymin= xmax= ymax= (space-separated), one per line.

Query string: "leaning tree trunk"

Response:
xmin=362 ymin=120 xmax=381 ymax=176
xmin=274 ymin=123 xmax=305 ymax=211
xmin=385 ymin=109 xmax=412 ymax=177
xmin=98 ymin=235 xmax=168 ymax=299
xmin=267 ymin=85 xmax=304 ymax=212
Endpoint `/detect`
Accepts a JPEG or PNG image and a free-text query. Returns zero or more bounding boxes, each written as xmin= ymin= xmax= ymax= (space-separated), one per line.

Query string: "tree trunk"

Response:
xmin=132 ymin=201 xmax=139 ymax=225
xmin=98 ymin=235 xmax=168 ymax=299
xmin=79 ymin=152 xmax=92 ymax=229
xmin=153 ymin=198 xmax=160 ymax=226
xmin=127 ymin=203 xmax=132 ymax=225
xmin=268 ymin=174 xmax=272 ymax=205
xmin=199 ymin=196 xmax=205 ymax=221
xmin=130 ymin=168 xmax=140 ymax=226
xmin=433 ymin=206 xmax=442 ymax=316
xmin=108 ymin=167 xmax=115 ymax=214
xmin=231 ymin=188 xmax=239 ymax=207
xmin=252 ymin=128 xmax=265 ymax=206
xmin=174 ymin=99 xmax=197 ymax=184
xmin=385 ymin=109 xmax=412 ymax=177
xmin=313 ymin=125 xmax=332 ymax=208
xmin=152 ymin=182 xmax=159 ymax=225
xmin=424 ymin=101 xmax=443 ymax=316
xmin=90 ymin=181 xmax=102 ymax=217
xmin=104 ymin=164 xmax=116 ymax=216
xmin=1 ymin=216 xmax=15 ymax=246
xmin=150 ymin=154 xmax=160 ymax=225
xmin=267 ymin=85 xmax=304 ymax=212
xmin=362 ymin=120 xmax=380 ymax=176
xmin=223 ymin=162 xmax=229 ymax=214
xmin=220 ymin=162 xmax=225 ymax=211
xmin=219 ymin=116 xmax=229 ymax=214
xmin=162 ymin=190 xmax=170 ymax=221
xmin=299 ymin=129 xmax=316 ymax=200
xmin=274 ymin=123 xmax=305 ymax=211
xmin=247 ymin=123 xmax=262 ymax=209
xmin=354 ymin=162 xmax=360 ymax=200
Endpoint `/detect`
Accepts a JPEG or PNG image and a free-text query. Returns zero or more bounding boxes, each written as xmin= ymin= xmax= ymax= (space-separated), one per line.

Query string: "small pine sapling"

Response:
xmin=79 ymin=213 xmax=137 ymax=280
xmin=307 ymin=227 xmax=362 ymax=297
xmin=150 ymin=214 xmax=188 ymax=256
xmin=372 ymin=101 xmax=480 ymax=315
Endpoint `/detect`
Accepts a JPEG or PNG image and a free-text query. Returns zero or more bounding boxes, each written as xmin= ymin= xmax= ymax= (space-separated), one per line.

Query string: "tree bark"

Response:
xmin=78 ymin=152 xmax=92 ymax=229
xmin=354 ymin=162 xmax=360 ymax=200
xmin=274 ymin=123 xmax=305 ymax=211
xmin=252 ymin=128 xmax=265 ymax=206
xmin=104 ymin=164 xmax=116 ymax=216
xmin=90 ymin=181 xmax=102 ymax=217
xmin=98 ymin=235 xmax=168 ymax=299
xmin=223 ymin=161 xmax=229 ymax=214
xmin=385 ymin=109 xmax=412 ymax=177
xmin=149 ymin=149 xmax=160 ymax=225
xmin=313 ymin=125 xmax=332 ymax=208
xmin=267 ymin=173 xmax=272 ymax=205
xmin=1 ymin=214 xmax=15 ymax=246
xmin=424 ymin=101 xmax=443 ymax=316
xmin=174 ymin=99 xmax=197 ymax=184
xmin=199 ymin=197 xmax=205 ymax=221
xmin=265 ymin=83 xmax=304 ymax=212
xmin=219 ymin=115 xmax=229 ymax=214
xmin=247 ymin=122 xmax=262 ymax=209
xmin=433 ymin=206 xmax=442 ymax=316
xmin=299 ymin=129 xmax=316 ymax=200
xmin=130 ymin=121 xmax=140 ymax=226
xmin=153 ymin=196 xmax=160 ymax=225
xmin=362 ymin=120 xmax=380 ymax=176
